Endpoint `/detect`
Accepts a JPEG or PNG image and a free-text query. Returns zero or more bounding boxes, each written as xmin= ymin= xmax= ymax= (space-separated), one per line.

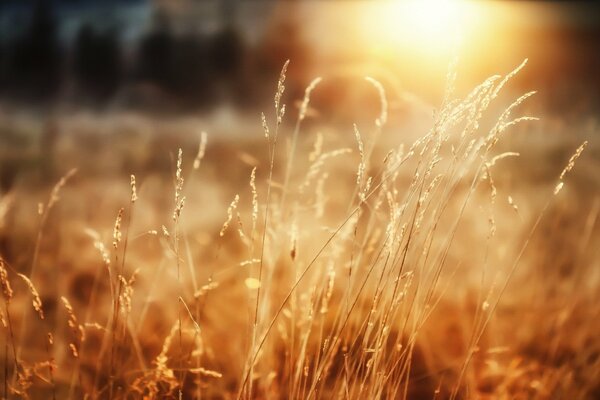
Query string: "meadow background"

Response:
xmin=0 ymin=1 xmax=599 ymax=399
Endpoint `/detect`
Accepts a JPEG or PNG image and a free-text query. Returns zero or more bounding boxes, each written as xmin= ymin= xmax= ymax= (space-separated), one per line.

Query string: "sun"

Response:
xmin=368 ymin=0 xmax=473 ymax=52
xmin=405 ymin=0 xmax=464 ymax=42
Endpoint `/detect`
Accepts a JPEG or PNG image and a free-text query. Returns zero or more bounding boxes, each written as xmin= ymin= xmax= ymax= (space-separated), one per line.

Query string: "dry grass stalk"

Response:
xmin=130 ymin=174 xmax=138 ymax=203
xmin=61 ymin=296 xmax=84 ymax=358
xmin=17 ymin=274 xmax=44 ymax=320
xmin=0 ymin=258 xmax=13 ymax=303
xmin=298 ymin=78 xmax=322 ymax=122
xmin=113 ymin=208 xmax=124 ymax=249
xmin=555 ymin=141 xmax=588 ymax=195
xmin=220 ymin=194 xmax=240 ymax=237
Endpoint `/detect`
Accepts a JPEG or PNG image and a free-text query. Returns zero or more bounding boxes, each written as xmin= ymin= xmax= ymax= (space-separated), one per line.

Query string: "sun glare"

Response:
xmin=370 ymin=0 xmax=474 ymax=53
xmin=405 ymin=0 xmax=463 ymax=41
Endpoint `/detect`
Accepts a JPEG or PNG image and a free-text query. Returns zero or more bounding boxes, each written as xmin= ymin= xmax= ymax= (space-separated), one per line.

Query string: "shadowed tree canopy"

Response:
xmin=136 ymin=10 xmax=177 ymax=92
xmin=10 ymin=0 xmax=62 ymax=100
xmin=209 ymin=26 xmax=244 ymax=78
xmin=73 ymin=24 xmax=122 ymax=101
xmin=171 ymin=34 xmax=213 ymax=106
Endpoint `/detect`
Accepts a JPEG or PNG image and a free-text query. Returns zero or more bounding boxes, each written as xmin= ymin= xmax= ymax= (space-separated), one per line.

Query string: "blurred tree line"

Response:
xmin=0 ymin=1 xmax=310 ymax=111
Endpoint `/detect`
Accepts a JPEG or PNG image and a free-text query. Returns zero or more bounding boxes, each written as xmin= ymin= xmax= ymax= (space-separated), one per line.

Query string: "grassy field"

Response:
xmin=0 ymin=60 xmax=599 ymax=399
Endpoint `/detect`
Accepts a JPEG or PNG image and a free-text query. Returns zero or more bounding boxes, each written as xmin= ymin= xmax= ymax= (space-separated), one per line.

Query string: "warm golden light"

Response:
xmin=404 ymin=0 xmax=463 ymax=43
xmin=367 ymin=0 xmax=475 ymax=53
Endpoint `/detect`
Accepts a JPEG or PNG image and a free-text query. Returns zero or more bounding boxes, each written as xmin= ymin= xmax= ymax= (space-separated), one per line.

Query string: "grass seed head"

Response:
xmin=299 ymin=77 xmax=322 ymax=122
xmin=559 ymin=141 xmax=588 ymax=181
xmin=113 ymin=207 xmax=124 ymax=249
xmin=18 ymin=273 xmax=44 ymax=320
xmin=0 ymin=257 xmax=13 ymax=303
xmin=130 ymin=174 xmax=138 ymax=203
xmin=220 ymin=194 xmax=240 ymax=237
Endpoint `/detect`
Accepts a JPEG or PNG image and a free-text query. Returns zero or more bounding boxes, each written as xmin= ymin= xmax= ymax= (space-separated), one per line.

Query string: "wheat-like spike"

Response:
xmin=93 ymin=238 xmax=110 ymax=267
xmin=113 ymin=208 xmax=124 ymax=249
xmin=118 ymin=270 xmax=139 ymax=315
xmin=155 ymin=322 xmax=178 ymax=372
xmin=250 ymin=167 xmax=258 ymax=235
xmin=17 ymin=273 xmax=44 ymax=320
xmin=61 ymin=296 xmax=84 ymax=357
xmin=237 ymin=212 xmax=250 ymax=246
xmin=261 ymin=112 xmax=270 ymax=140
xmin=354 ymin=124 xmax=365 ymax=188
xmin=278 ymin=103 xmax=286 ymax=125
xmin=492 ymin=58 xmax=528 ymax=99
xmin=299 ymin=77 xmax=322 ymax=122
xmin=359 ymin=176 xmax=373 ymax=204
xmin=175 ymin=148 xmax=184 ymax=207
xmin=61 ymin=297 xmax=83 ymax=339
xmin=0 ymin=257 xmax=13 ymax=303
xmin=486 ymin=91 xmax=537 ymax=150
xmin=194 ymin=281 xmax=219 ymax=298
xmin=220 ymin=194 xmax=240 ymax=237
xmin=500 ymin=116 xmax=539 ymax=131
xmin=173 ymin=196 xmax=186 ymax=222
xmin=69 ymin=344 xmax=79 ymax=358
xmin=555 ymin=141 xmax=588 ymax=195
xmin=559 ymin=141 xmax=587 ymax=181
xmin=275 ymin=60 xmax=290 ymax=116
xmin=130 ymin=174 xmax=138 ymax=203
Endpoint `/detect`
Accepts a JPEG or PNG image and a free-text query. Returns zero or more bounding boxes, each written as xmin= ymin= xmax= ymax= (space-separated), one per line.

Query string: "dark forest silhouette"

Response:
xmin=2 ymin=2 xmax=62 ymax=100
xmin=0 ymin=2 xmax=307 ymax=111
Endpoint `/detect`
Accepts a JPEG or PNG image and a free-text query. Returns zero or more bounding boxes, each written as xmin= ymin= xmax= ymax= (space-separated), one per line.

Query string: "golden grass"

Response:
xmin=0 ymin=59 xmax=598 ymax=400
